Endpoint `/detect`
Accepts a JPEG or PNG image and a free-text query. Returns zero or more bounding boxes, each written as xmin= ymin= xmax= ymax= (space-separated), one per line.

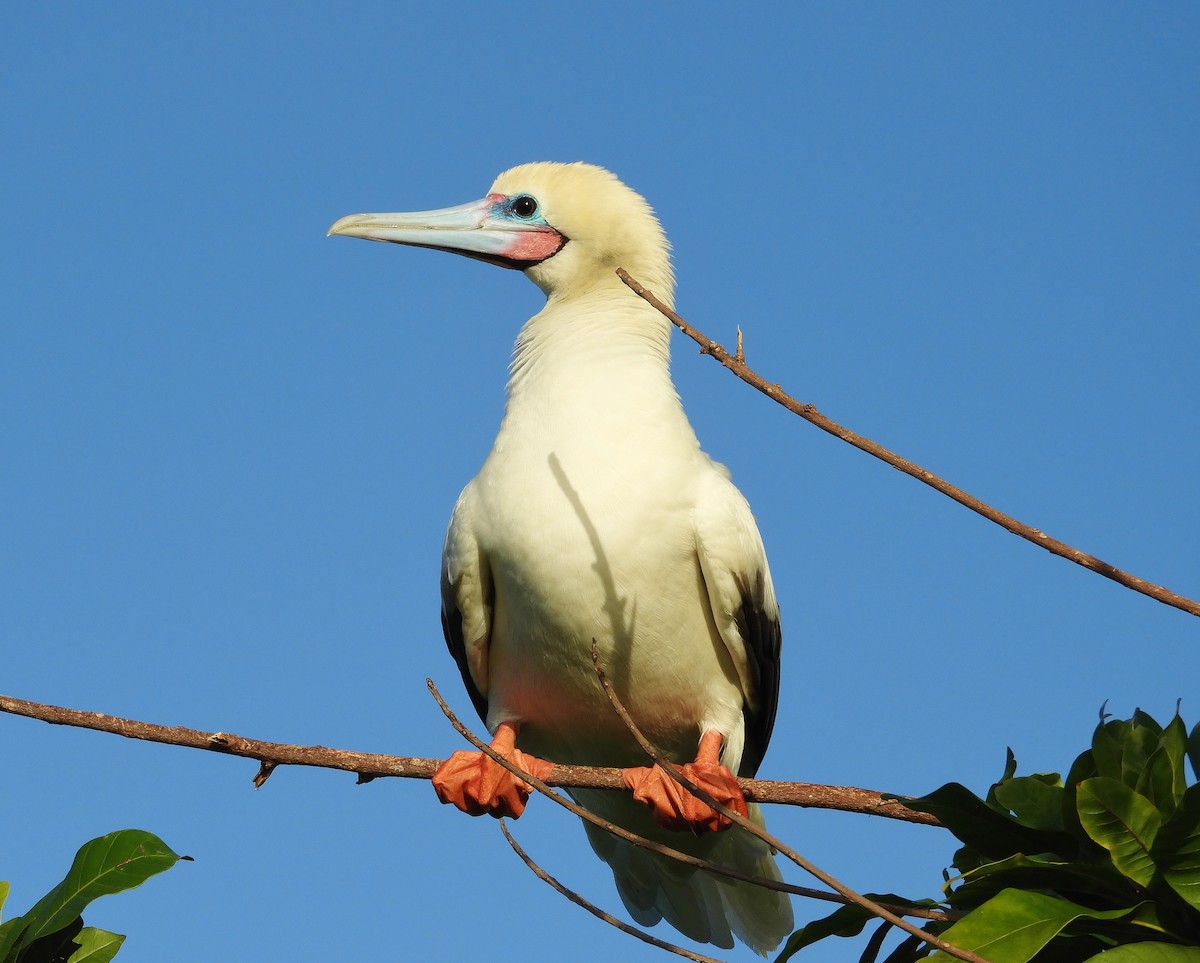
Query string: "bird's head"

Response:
xmin=329 ymin=162 xmax=674 ymax=305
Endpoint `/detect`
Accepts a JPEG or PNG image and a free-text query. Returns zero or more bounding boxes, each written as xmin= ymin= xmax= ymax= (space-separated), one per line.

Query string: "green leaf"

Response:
xmin=1139 ymin=715 xmax=1190 ymax=816
xmin=773 ymin=902 xmax=874 ymax=960
xmin=1082 ymin=943 xmax=1200 ymax=962
xmin=993 ymin=775 xmax=1065 ymax=831
xmin=1187 ymin=721 xmax=1200 ymax=783
xmin=1134 ymin=709 xmax=1166 ymax=737
xmin=0 ymin=916 xmax=24 ymax=962
xmin=773 ymin=894 xmax=928 ymax=962
xmin=1163 ymin=832 xmax=1200 ymax=913
xmin=14 ymin=830 xmax=180 ymax=952
xmin=1064 ymin=745 xmax=1101 ymax=840
xmin=857 ymin=920 xmax=892 ymax=963
xmin=985 ymin=749 xmax=1020 ymax=810
xmin=18 ymin=914 xmax=84 ymax=963
xmin=0 ymin=882 xmax=9 ymax=922
xmin=1094 ymin=717 xmax=1161 ymax=789
xmin=900 ymin=783 xmax=1077 ymax=864
xmin=1122 ymin=899 xmax=1174 ymax=937
xmin=67 ymin=928 xmax=125 ymax=963
xmin=950 ymin=852 xmax=1136 ymax=909
xmin=1156 ymin=788 xmax=1200 ymax=913
xmin=1077 ymin=778 xmax=1163 ymax=886
xmin=927 ymin=889 xmax=1136 ymax=963
xmin=1094 ymin=719 xmax=1132 ymax=781
xmin=880 ymin=933 xmax=935 ymax=963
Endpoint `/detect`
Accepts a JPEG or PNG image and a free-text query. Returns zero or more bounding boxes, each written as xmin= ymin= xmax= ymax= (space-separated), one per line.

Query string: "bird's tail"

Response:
xmin=574 ymin=790 xmax=794 ymax=955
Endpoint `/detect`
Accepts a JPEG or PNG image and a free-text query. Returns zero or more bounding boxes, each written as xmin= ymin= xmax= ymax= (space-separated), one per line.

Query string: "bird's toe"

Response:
xmin=622 ymin=761 xmax=747 ymax=833
xmin=432 ymin=748 xmax=553 ymax=819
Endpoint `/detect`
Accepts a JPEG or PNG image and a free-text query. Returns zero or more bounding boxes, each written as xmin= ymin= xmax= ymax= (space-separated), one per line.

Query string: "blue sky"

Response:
xmin=3 ymin=4 xmax=1198 ymax=961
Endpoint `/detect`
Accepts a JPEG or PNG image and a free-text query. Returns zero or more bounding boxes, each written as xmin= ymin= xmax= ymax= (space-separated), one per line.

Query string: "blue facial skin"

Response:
xmin=495 ymin=193 xmax=550 ymax=226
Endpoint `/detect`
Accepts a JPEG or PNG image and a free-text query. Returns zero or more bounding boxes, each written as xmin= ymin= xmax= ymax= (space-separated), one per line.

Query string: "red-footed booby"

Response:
xmin=330 ymin=162 xmax=792 ymax=954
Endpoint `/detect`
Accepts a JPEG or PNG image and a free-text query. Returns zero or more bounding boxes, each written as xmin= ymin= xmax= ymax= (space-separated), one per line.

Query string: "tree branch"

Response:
xmin=2 ymin=686 xmax=957 ymax=938
xmin=500 ymin=821 xmax=728 ymax=963
xmin=589 ymin=643 xmax=983 ymax=963
xmin=426 ymin=680 xmax=955 ymax=924
xmin=0 ymin=691 xmax=935 ymax=824
xmin=617 ymin=268 xmax=1200 ymax=620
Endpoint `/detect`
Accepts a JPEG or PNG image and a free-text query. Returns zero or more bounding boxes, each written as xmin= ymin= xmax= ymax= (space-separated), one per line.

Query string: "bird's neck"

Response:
xmin=510 ymin=286 xmax=671 ymax=387
xmin=498 ymin=286 xmax=691 ymax=443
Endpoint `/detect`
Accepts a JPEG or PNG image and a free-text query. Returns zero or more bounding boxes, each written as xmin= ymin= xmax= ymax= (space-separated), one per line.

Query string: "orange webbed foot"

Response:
xmin=622 ymin=731 xmax=748 ymax=833
xmin=431 ymin=722 xmax=553 ymax=819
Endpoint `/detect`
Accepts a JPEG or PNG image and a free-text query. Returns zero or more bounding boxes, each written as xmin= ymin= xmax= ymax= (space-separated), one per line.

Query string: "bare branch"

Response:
xmin=425 ymin=680 xmax=954 ymax=924
xmin=589 ymin=643 xmax=985 ymax=963
xmin=0 ymin=691 xmax=935 ymax=825
xmin=500 ymin=821 xmax=728 ymax=963
xmin=617 ymin=268 xmax=1200 ymax=620
xmin=2 ymin=686 xmax=957 ymax=928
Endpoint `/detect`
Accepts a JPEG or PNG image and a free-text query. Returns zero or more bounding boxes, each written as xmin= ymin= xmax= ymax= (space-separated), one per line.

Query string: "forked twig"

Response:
xmin=617 ymin=268 xmax=1199 ymax=620
xmin=500 ymin=821 xmax=727 ymax=963
xmin=589 ymin=643 xmax=983 ymax=963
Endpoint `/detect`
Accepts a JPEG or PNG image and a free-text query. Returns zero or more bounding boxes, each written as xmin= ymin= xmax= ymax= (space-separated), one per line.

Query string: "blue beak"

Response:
xmin=329 ymin=195 xmax=564 ymax=270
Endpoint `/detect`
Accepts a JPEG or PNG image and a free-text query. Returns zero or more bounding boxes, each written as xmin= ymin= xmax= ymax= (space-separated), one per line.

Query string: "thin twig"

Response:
xmin=500 ymin=821 xmax=728 ymax=963
xmin=427 ymin=681 xmax=815 ymax=897
xmin=0 ymin=692 xmax=936 ymax=825
xmin=425 ymin=680 xmax=954 ymax=924
xmin=617 ymin=268 xmax=1199 ymax=620
xmin=589 ymin=644 xmax=985 ymax=963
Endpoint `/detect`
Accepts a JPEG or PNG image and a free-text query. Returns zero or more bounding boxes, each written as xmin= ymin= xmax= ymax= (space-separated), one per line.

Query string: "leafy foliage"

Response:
xmin=0 ymin=830 xmax=184 ymax=963
xmin=777 ymin=710 xmax=1200 ymax=963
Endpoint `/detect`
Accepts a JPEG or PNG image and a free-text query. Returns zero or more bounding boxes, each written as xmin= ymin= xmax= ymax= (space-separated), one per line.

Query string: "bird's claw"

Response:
xmin=623 ymin=760 xmax=748 ymax=833
xmin=432 ymin=747 xmax=553 ymax=819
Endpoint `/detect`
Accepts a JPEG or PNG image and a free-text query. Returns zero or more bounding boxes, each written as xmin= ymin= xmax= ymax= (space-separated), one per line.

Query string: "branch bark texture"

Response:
xmin=0 ymin=692 xmax=937 ymax=825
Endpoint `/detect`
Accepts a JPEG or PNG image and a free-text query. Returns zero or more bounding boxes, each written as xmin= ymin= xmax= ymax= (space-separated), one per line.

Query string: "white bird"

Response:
xmin=330 ymin=162 xmax=793 ymax=954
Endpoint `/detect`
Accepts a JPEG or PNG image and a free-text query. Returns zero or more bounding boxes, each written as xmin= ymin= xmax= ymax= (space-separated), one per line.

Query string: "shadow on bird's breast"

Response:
xmin=546 ymin=452 xmax=636 ymax=694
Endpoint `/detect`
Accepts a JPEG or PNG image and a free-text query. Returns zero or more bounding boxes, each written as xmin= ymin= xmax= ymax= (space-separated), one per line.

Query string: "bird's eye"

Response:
xmin=511 ymin=195 xmax=538 ymax=218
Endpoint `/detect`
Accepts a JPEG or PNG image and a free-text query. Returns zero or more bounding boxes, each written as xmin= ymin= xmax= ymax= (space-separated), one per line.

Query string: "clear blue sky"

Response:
xmin=3 ymin=4 xmax=1197 ymax=961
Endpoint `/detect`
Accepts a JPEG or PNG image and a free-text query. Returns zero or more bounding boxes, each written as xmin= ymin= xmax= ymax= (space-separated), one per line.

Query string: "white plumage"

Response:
xmin=331 ymin=162 xmax=792 ymax=954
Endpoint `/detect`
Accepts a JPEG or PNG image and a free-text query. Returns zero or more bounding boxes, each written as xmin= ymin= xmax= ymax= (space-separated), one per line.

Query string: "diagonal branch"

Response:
xmin=0 ymin=691 xmax=935 ymax=824
xmin=425 ymin=680 xmax=955 ymax=925
xmin=589 ymin=642 xmax=984 ymax=963
xmin=500 ymin=820 xmax=728 ymax=963
xmin=428 ymin=679 xmax=841 ymax=903
xmin=617 ymin=268 xmax=1200 ymax=620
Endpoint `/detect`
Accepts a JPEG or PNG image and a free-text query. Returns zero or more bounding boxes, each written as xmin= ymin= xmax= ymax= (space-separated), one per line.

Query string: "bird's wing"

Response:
xmin=440 ymin=487 xmax=492 ymax=724
xmin=693 ymin=468 xmax=782 ymax=778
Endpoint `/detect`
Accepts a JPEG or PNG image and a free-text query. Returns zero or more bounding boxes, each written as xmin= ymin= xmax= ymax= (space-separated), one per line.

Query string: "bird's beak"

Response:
xmin=328 ymin=195 xmax=564 ymax=270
